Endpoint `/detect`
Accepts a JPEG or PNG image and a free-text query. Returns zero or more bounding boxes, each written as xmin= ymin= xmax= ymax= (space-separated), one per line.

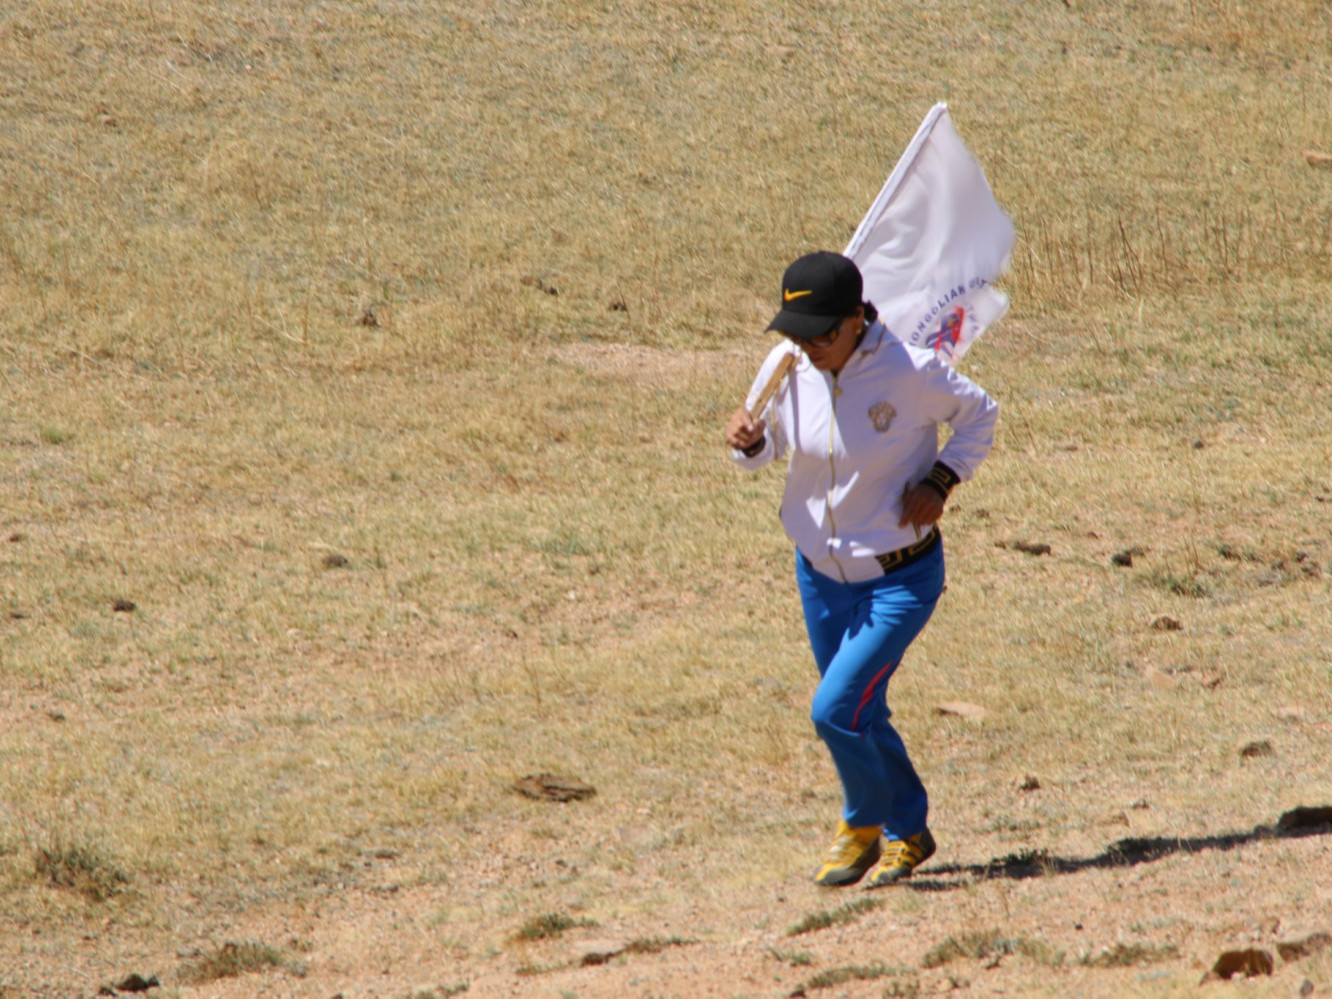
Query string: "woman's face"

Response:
xmin=798 ymin=307 xmax=864 ymax=373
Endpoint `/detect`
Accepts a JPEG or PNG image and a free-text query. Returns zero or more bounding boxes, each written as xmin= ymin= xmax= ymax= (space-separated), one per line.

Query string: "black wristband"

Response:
xmin=921 ymin=461 xmax=960 ymax=500
xmin=741 ymin=436 xmax=766 ymax=457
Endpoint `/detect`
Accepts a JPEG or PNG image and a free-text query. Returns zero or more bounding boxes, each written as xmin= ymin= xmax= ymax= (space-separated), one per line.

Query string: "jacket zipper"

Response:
xmin=826 ymin=373 xmax=847 ymax=582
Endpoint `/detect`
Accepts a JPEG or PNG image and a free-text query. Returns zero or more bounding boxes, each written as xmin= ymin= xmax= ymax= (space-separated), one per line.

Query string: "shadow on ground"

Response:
xmin=912 ymin=806 xmax=1332 ymax=892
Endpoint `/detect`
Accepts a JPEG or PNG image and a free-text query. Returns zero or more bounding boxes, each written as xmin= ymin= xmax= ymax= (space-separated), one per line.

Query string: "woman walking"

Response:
xmin=726 ymin=251 xmax=998 ymax=887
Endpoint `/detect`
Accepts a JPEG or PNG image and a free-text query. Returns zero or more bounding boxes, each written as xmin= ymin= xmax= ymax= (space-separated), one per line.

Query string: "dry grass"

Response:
xmin=798 ymin=959 xmax=904 ymax=992
xmin=177 ymin=940 xmax=306 ymax=985
xmin=921 ymin=929 xmax=1063 ymax=969
xmin=788 ymin=898 xmax=886 ymax=937
xmin=32 ymin=838 xmax=130 ymax=902
xmin=2 ymin=0 xmax=1331 ymax=996
xmin=513 ymin=912 xmax=598 ymax=942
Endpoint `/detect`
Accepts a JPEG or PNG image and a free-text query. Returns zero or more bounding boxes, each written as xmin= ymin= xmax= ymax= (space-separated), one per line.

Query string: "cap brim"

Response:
xmin=765 ymin=309 xmax=839 ymax=340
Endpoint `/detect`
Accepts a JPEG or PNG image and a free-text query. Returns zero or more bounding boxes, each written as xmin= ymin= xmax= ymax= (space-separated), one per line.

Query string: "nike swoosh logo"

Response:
xmin=783 ymin=289 xmax=813 ymax=302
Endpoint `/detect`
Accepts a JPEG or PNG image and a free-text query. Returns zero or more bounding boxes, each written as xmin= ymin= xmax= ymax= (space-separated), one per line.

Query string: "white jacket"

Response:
xmin=733 ymin=321 xmax=998 ymax=583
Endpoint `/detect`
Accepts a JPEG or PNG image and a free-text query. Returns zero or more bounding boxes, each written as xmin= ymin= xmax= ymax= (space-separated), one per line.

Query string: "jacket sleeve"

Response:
xmin=730 ymin=346 xmax=795 ymax=470
xmin=921 ymin=359 xmax=999 ymax=482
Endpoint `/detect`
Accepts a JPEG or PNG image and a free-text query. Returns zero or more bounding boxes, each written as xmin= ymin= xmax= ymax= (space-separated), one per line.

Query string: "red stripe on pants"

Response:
xmin=851 ymin=660 xmax=897 ymax=731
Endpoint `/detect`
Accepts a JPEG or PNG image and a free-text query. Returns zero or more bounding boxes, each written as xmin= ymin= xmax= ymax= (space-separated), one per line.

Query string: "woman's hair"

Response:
xmin=861 ymin=300 xmax=879 ymax=323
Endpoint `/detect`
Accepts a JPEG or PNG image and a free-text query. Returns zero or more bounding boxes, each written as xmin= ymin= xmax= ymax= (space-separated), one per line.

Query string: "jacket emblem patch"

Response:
xmin=868 ymin=400 xmax=897 ymax=433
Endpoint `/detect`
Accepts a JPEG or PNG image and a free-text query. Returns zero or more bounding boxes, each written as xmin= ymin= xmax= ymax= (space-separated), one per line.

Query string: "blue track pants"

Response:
xmin=795 ymin=543 xmax=945 ymax=836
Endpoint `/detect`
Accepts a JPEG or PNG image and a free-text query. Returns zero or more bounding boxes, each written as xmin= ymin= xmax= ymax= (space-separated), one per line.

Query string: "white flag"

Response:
xmin=843 ymin=104 xmax=1014 ymax=365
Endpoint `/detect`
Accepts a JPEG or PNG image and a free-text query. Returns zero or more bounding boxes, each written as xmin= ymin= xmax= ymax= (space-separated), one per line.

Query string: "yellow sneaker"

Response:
xmin=864 ymin=829 xmax=936 ymax=888
xmin=813 ymin=820 xmax=882 ymax=887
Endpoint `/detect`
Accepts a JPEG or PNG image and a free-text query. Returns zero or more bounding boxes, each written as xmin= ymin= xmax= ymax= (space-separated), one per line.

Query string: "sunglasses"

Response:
xmin=786 ymin=320 xmax=844 ymax=350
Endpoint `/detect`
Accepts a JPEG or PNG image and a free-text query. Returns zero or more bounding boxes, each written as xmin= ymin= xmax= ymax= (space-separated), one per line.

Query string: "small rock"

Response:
xmin=935 ymin=701 xmax=986 ymax=721
xmin=8 ymin=532 xmax=24 ymax=542
xmin=1011 ymin=541 xmax=1051 ymax=556
xmin=1111 ymin=550 xmax=1135 ymax=567
xmin=1239 ymin=739 xmax=1274 ymax=760
xmin=1276 ymin=805 xmax=1332 ymax=835
xmin=1277 ymin=932 xmax=1332 ymax=961
xmin=322 ymin=552 xmax=349 ymax=568
xmin=1017 ymin=775 xmax=1041 ymax=792
xmin=1129 ymin=797 xmax=1150 ymax=810
xmin=579 ymin=939 xmax=626 ymax=966
xmin=1299 ymin=979 xmax=1315 ymax=997
xmin=356 ymin=305 xmax=378 ymax=326
xmin=1150 ymin=615 xmax=1183 ymax=631
xmin=608 ymin=300 xmax=628 ymax=312
xmin=514 ymin=773 xmax=597 ymax=802
xmin=112 ymin=973 xmax=160 ymax=993
xmin=1202 ymin=948 xmax=1273 ymax=982
xmin=112 ymin=599 xmax=136 ymax=612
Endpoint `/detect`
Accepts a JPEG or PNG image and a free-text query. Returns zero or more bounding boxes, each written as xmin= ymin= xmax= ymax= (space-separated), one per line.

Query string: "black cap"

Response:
xmin=765 ymin=251 xmax=863 ymax=340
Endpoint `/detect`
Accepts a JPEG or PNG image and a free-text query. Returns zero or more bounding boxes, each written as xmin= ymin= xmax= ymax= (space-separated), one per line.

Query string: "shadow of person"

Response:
xmin=907 ymin=805 xmax=1332 ymax=892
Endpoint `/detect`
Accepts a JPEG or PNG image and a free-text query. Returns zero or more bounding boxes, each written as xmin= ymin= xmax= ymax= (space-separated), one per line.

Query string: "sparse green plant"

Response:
xmin=514 ymin=962 xmax=564 ymax=978
xmin=787 ymin=898 xmax=885 ymax=936
xmin=33 ymin=840 xmax=129 ymax=902
xmin=768 ymin=947 xmax=814 ymax=966
xmin=1216 ymin=543 xmax=1261 ymax=563
xmin=178 ymin=941 xmax=306 ymax=984
xmin=408 ymin=985 xmax=469 ymax=999
xmin=798 ymin=961 xmax=899 ymax=991
xmin=624 ymin=936 xmax=695 ymax=954
xmin=1147 ymin=567 xmax=1214 ymax=598
xmin=922 ymin=930 xmax=1063 ymax=969
xmin=1077 ymin=942 xmax=1179 ymax=967
xmin=513 ymin=913 xmax=598 ymax=942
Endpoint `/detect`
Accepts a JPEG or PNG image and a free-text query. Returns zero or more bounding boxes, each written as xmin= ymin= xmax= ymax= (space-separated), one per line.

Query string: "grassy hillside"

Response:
xmin=2 ymin=2 xmax=1330 ymax=996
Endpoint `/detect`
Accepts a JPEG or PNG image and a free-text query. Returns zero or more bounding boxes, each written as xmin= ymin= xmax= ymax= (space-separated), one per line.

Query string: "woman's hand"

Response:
xmin=725 ymin=406 xmax=766 ymax=452
xmin=899 ymin=483 xmax=945 ymax=530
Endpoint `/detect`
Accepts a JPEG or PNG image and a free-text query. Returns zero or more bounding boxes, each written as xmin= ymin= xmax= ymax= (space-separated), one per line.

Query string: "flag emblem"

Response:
xmin=931 ymin=307 xmax=965 ymax=354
